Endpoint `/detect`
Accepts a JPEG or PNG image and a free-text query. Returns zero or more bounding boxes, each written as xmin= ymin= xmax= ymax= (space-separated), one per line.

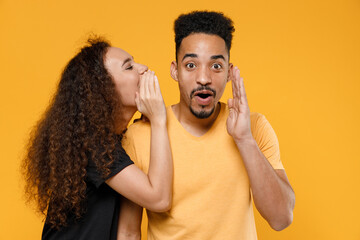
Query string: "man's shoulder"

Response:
xmin=128 ymin=118 xmax=151 ymax=131
xmin=122 ymin=118 xmax=151 ymax=157
xmin=124 ymin=118 xmax=151 ymax=144
xmin=125 ymin=106 xmax=174 ymax=137
xmin=250 ymin=112 xmax=265 ymax=121
xmin=250 ymin=112 xmax=270 ymax=131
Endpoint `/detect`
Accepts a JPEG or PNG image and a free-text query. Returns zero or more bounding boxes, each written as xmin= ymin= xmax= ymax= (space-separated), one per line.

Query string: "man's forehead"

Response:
xmin=178 ymin=33 xmax=229 ymax=61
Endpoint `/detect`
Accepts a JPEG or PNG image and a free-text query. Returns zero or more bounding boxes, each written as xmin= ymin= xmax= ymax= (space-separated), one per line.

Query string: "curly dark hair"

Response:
xmin=22 ymin=37 xmax=121 ymax=229
xmin=174 ymin=11 xmax=235 ymax=61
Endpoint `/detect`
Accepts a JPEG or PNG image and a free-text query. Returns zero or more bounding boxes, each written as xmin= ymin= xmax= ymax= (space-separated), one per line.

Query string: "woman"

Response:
xmin=22 ymin=37 xmax=172 ymax=239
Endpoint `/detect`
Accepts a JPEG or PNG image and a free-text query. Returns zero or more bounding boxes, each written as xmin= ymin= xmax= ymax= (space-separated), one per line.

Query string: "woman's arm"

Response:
xmin=106 ymin=71 xmax=173 ymax=212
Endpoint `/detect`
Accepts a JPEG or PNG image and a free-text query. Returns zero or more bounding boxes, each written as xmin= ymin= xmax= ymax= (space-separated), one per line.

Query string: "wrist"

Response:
xmin=150 ymin=118 xmax=167 ymax=128
xmin=233 ymin=135 xmax=256 ymax=146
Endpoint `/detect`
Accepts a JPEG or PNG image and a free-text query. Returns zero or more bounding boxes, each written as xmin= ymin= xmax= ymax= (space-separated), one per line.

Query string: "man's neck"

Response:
xmin=171 ymin=102 xmax=221 ymax=137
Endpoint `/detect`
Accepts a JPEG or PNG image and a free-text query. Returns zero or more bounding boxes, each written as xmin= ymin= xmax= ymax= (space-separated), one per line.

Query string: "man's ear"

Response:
xmin=170 ymin=61 xmax=178 ymax=81
xmin=227 ymin=63 xmax=234 ymax=82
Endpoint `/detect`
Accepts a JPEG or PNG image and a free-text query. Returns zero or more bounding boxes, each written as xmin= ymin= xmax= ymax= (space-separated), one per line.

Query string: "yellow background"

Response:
xmin=1 ymin=0 xmax=359 ymax=239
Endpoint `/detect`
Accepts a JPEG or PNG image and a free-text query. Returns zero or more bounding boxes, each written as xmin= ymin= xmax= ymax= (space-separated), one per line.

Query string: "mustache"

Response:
xmin=190 ymin=86 xmax=216 ymax=99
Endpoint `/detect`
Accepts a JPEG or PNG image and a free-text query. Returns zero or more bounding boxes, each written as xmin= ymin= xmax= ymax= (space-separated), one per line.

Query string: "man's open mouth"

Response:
xmin=195 ymin=90 xmax=214 ymax=99
xmin=191 ymin=89 xmax=216 ymax=106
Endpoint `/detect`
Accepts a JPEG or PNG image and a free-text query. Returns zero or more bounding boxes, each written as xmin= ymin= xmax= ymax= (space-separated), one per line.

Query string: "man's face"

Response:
xmin=171 ymin=33 xmax=232 ymax=119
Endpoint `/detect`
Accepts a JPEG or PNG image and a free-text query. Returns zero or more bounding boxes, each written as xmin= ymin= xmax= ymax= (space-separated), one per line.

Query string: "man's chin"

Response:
xmin=190 ymin=106 xmax=215 ymax=119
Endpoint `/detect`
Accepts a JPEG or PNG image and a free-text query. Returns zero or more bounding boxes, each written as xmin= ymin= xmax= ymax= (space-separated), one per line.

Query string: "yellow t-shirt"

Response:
xmin=122 ymin=102 xmax=284 ymax=240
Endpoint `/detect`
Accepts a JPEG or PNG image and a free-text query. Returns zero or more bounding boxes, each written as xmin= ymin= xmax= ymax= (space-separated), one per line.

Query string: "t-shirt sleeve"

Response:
xmin=251 ymin=113 xmax=284 ymax=169
xmin=122 ymin=126 xmax=143 ymax=171
xmin=86 ymin=141 xmax=134 ymax=188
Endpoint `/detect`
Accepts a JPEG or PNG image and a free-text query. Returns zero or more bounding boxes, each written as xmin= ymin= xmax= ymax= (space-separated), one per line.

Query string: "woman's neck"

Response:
xmin=114 ymin=106 xmax=137 ymax=134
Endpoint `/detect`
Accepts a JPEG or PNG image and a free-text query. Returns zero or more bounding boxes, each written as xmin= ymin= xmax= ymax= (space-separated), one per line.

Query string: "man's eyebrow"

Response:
xmin=182 ymin=53 xmax=198 ymax=62
xmin=122 ymin=57 xmax=133 ymax=67
xmin=211 ymin=55 xmax=226 ymax=61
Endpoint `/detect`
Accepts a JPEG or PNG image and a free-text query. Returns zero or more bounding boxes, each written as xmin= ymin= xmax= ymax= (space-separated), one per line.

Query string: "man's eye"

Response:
xmin=186 ymin=63 xmax=196 ymax=69
xmin=126 ymin=65 xmax=133 ymax=70
xmin=212 ymin=63 xmax=222 ymax=70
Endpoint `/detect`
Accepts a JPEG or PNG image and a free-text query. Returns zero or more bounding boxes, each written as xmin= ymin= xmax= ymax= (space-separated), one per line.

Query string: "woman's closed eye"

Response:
xmin=126 ymin=65 xmax=133 ymax=70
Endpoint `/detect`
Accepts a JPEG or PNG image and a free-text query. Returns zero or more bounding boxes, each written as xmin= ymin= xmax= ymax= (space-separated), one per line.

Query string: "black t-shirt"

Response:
xmin=42 ymin=140 xmax=133 ymax=240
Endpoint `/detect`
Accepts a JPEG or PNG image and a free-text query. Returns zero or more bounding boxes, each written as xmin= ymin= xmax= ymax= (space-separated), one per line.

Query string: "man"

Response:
xmin=120 ymin=11 xmax=295 ymax=239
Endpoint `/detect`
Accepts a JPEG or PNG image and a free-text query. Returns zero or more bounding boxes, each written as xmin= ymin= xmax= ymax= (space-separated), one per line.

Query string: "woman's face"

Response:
xmin=104 ymin=47 xmax=148 ymax=108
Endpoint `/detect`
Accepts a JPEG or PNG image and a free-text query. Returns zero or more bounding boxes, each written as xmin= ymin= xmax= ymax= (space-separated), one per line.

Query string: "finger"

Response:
xmin=139 ymin=73 xmax=146 ymax=99
xmin=231 ymin=78 xmax=235 ymax=99
xmin=239 ymin=77 xmax=248 ymax=105
xmin=227 ymin=98 xmax=233 ymax=109
xmin=154 ymin=76 xmax=161 ymax=96
xmin=231 ymin=67 xmax=241 ymax=112
xmin=148 ymin=71 xmax=155 ymax=96
xmin=231 ymin=68 xmax=236 ymax=97
xmin=227 ymin=98 xmax=236 ymax=121
xmin=235 ymin=68 xmax=241 ymax=98
xmin=144 ymin=70 xmax=152 ymax=97
xmin=135 ymin=92 xmax=140 ymax=110
xmin=232 ymin=67 xmax=241 ymax=99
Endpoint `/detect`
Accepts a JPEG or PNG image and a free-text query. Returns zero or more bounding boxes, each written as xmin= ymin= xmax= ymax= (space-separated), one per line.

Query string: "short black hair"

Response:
xmin=174 ymin=11 xmax=235 ymax=60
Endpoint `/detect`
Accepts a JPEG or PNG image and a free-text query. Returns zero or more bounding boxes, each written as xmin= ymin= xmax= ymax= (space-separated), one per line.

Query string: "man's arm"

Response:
xmin=118 ymin=197 xmax=143 ymax=240
xmin=227 ymin=66 xmax=295 ymax=231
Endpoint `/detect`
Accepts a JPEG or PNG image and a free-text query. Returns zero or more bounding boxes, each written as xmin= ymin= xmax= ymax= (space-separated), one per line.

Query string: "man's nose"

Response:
xmin=136 ymin=63 xmax=148 ymax=74
xmin=196 ymin=67 xmax=212 ymax=85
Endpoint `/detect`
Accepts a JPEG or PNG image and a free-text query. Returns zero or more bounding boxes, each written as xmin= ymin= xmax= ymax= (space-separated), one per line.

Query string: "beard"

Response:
xmin=189 ymin=105 xmax=215 ymax=119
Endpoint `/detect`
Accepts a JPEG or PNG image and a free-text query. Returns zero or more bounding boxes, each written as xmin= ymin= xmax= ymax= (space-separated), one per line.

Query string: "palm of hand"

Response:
xmin=135 ymin=71 xmax=166 ymax=123
xmin=226 ymin=67 xmax=252 ymax=141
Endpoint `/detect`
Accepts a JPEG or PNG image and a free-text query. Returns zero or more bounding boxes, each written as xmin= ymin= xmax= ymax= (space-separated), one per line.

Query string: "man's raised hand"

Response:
xmin=226 ymin=67 xmax=252 ymax=141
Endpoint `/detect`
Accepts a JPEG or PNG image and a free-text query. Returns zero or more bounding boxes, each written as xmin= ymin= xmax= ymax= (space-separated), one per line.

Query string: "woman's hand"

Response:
xmin=135 ymin=70 xmax=166 ymax=124
xmin=108 ymin=70 xmax=172 ymax=213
